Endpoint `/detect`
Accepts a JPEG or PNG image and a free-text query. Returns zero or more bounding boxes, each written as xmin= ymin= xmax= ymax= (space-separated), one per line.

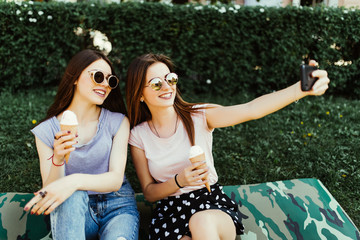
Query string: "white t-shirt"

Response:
xmin=129 ymin=107 xmax=218 ymax=196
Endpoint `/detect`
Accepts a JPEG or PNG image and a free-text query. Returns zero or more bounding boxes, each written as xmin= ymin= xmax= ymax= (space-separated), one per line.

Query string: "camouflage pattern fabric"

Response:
xmin=1 ymin=178 xmax=358 ymax=240
xmin=223 ymin=178 xmax=359 ymax=240
xmin=0 ymin=193 xmax=51 ymax=240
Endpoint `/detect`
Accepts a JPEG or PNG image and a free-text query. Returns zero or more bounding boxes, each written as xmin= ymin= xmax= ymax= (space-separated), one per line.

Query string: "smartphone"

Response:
xmin=300 ymin=64 xmax=318 ymax=91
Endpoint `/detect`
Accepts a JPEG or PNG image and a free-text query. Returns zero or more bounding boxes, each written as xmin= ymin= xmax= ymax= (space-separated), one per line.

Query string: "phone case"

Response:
xmin=300 ymin=65 xmax=318 ymax=91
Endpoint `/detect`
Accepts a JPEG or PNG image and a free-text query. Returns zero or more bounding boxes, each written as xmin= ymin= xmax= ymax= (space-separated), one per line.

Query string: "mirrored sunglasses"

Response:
xmin=88 ymin=70 xmax=119 ymax=89
xmin=146 ymin=72 xmax=178 ymax=91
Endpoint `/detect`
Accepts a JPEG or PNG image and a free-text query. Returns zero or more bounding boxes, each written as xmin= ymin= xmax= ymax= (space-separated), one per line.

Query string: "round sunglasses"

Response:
xmin=88 ymin=70 xmax=119 ymax=89
xmin=145 ymin=72 xmax=178 ymax=91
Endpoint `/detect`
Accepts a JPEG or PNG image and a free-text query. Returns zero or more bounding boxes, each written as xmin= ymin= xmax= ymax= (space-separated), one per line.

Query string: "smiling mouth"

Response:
xmin=94 ymin=89 xmax=106 ymax=97
xmin=159 ymin=92 xmax=172 ymax=99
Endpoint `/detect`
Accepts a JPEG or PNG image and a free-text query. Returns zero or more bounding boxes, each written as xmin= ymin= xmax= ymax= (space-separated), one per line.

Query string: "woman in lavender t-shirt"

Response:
xmin=125 ymin=53 xmax=330 ymax=239
xmin=24 ymin=49 xmax=139 ymax=240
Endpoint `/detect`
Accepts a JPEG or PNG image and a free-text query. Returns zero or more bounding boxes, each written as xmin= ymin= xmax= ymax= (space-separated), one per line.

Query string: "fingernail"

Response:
xmin=67 ymin=131 xmax=71 ymax=133
xmin=31 ymin=211 xmax=35 ymax=215
xmin=75 ymin=134 xmax=78 ymax=137
xmin=24 ymin=207 xmax=29 ymax=211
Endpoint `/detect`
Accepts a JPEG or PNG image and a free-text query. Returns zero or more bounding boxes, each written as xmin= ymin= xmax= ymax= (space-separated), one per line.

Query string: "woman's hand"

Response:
xmin=53 ymin=130 xmax=77 ymax=165
xmin=176 ymin=162 xmax=209 ymax=188
xmin=306 ymin=60 xmax=330 ymax=96
xmin=24 ymin=176 xmax=77 ymax=215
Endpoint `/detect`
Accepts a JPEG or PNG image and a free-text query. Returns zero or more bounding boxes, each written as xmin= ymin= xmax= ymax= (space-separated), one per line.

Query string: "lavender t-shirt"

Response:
xmin=31 ymin=108 xmax=125 ymax=194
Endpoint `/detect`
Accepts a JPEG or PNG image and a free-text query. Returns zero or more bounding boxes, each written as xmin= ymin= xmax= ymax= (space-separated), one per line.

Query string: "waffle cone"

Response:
xmin=60 ymin=124 xmax=78 ymax=164
xmin=190 ymin=153 xmax=211 ymax=192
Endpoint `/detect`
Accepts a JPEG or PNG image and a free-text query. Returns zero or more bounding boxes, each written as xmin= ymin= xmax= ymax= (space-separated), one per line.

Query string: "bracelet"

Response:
xmin=174 ymin=174 xmax=183 ymax=188
xmin=47 ymin=154 xmax=65 ymax=167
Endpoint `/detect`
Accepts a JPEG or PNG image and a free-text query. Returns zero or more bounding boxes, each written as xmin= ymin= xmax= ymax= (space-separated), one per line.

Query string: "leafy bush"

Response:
xmin=1 ymin=2 xmax=360 ymax=97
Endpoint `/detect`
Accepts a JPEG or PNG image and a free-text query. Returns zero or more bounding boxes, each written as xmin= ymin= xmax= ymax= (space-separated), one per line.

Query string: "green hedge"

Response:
xmin=1 ymin=2 xmax=360 ymax=97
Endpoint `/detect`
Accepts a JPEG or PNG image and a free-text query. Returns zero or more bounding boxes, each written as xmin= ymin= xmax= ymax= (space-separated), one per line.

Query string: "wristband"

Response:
xmin=47 ymin=154 xmax=65 ymax=167
xmin=174 ymin=174 xmax=183 ymax=188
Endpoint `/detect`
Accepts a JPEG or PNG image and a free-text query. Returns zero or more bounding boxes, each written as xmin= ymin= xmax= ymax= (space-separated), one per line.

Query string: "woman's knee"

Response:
xmin=189 ymin=210 xmax=236 ymax=239
xmin=189 ymin=211 xmax=214 ymax=232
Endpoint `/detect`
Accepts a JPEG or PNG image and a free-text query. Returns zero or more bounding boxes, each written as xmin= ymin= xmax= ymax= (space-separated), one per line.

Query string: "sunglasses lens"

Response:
xmin=149 ymin=78 xmax=162 ymax=91
xmin=108 ymin=76 xmax=119 ymax=89
xmin=93 ymin=71 xmax=104 ymax=84
xmin=166 ymin=73 xmax=178 ymax=85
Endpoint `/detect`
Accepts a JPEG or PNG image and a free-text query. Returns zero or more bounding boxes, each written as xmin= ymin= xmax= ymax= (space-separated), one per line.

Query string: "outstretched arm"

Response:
xmin=206 ymin=62 xmax=330 ymax=129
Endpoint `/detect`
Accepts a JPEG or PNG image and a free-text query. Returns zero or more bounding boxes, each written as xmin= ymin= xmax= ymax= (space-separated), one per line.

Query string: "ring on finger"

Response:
xmin=39 ymin=191 xmax=47 ymax=198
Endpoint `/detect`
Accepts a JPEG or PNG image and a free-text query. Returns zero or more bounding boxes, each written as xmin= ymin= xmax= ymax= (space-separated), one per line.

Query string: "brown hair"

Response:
xmin=44 ymin=49 xmax=126 ymax=122
xmin=125 ymin=53 xmax=202 ymax=146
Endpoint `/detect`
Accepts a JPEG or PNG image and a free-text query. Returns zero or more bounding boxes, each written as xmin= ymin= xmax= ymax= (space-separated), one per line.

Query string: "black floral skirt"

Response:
xmin=149 ymin=183 xmax=244 ymax=239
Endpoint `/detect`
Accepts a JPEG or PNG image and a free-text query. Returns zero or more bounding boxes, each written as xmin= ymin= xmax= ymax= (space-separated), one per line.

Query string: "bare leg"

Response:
xmin=189 ymin=209 xmax=236 ymax=240
xmin=180 ymin=235 xmax=192 ymax=240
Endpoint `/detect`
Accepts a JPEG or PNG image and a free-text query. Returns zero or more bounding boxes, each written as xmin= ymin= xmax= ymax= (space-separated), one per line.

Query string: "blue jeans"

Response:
xmin=50 ymin=179 xmax=139 ymax=240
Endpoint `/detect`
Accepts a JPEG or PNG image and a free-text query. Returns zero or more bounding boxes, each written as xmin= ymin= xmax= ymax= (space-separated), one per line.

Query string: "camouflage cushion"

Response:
xmin=1 ymin=178 xmax=359 ymax=240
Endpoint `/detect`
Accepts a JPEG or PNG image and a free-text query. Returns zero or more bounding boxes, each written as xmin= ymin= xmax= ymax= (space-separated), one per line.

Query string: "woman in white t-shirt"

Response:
xmin=125 ymin=53 xmax=330 ymax=239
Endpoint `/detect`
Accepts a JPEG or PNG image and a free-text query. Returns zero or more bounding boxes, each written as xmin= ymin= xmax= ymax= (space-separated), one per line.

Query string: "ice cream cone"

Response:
xmin=189 ymin=146 xmax=211 ymax=192
xmin=60 ymin=110 xmax=78 ymax=164
xmin=60 ymin=124 xmax=78 ymax=164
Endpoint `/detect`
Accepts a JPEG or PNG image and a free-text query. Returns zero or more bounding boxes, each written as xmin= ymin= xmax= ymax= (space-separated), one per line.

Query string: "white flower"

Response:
xmin=29 ymin=18 xmax=37 ymax=23
xmin=74 ymin=27 xmax=84 ymax=36
xmin=343 ymin=10 xmax=348 ymax=14
xmin=341 ymin=17 xmax=344 ymax=21
xmin=219 ymin=7 xmax=226 ymax=13
xmin=19 ymin=17 xmax=24 ymax=21
xmin=206 ymin=79 xmax=212 ymax=84
xmin=38 ymin=11 xmax=44 ymax=16
xmin=195 ymin=6 xmax=203 ymax=10
xmin=47 ymin=15 xmax=53 ymax=20
xmin=266 ymin=17 xmax=270 ymax=21
xmin=259 ymin=8 xmax=265 ymax=13
xmin=91 ymin=30 xmax=112 ymax=55
xmin=102 ymin=41 xmax=112 ymax=55
xmin=16 ymin=10 xmax=21 ymax=15
xmin=91 ymin=3 xmax=95 ymax=7
xmin=28 ymin=10 xmax=33 ymax=15
xmin=234 ymin=5 xmax=240 ymax=10
xmin=29 ymin=1 xmax=34 ymax=4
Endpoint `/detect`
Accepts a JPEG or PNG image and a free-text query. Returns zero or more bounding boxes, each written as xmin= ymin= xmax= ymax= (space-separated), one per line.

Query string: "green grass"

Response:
xmin=0 ymin=88 xmax=359 ymax=227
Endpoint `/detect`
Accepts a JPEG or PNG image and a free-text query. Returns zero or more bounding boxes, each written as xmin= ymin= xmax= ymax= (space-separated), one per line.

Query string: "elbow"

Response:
xmin=251 ymin=112 xmax=264 ymax=120
xmin=143 ymin=193 xmax=158 ymax=203
xmin=247 ymin=106 xmax=265 ymax=120
xmin=142 ymin=185 xmax=159 ymax=203
xmin=111 ymin=173 xmax=124 ymax=191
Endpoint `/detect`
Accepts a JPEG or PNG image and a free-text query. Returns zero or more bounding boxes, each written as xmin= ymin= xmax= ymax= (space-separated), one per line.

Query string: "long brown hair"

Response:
xmin=44 ymin=49 xmax=126 ymax=122
xmin=125 ymin=53 xmax=201 ymax=146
